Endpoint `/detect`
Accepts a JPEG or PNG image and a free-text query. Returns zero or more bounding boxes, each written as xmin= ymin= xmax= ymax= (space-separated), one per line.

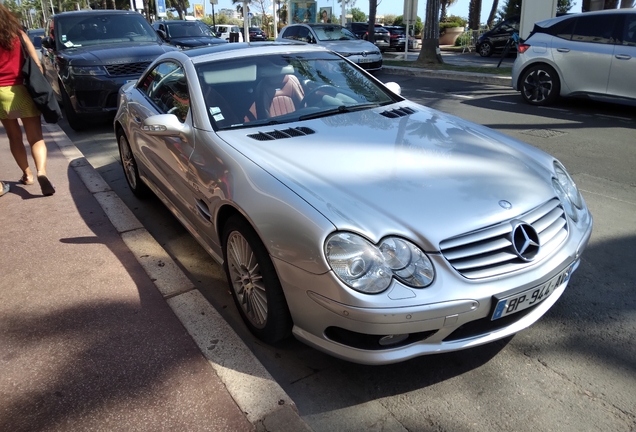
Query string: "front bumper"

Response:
xmin=64 ymin=73 xmax=140 ymax=117
xmin=274 ymin=213 xmax=592 ymax=365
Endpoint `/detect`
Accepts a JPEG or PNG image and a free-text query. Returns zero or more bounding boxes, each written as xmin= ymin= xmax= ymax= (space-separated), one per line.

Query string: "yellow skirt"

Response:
xmin=0 ymin=85 xmax=41 ymax=120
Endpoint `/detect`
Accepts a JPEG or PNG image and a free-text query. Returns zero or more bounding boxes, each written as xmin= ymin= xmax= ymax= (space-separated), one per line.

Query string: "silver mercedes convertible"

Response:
xmin=114 ymin=43 xmax=593 ymax=365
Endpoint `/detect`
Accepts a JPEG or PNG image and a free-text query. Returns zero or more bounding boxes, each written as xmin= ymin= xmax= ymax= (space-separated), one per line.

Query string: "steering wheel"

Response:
xmin=300 ymin=85 xmax=338 ymax=107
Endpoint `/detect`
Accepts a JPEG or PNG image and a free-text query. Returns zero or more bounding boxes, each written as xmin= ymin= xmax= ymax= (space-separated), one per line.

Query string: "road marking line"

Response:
xmin=538 ymin=106 xmax=569 ymax=112
xmin=416 ymin=89 xmax=473 ymax=99
xmin=596 ymin=114 xmax=632 ymax=121
xmin=491 ymin=100 xmax=517 ymax=104
xmin=450 ymin=94 xmax=474 ymax=99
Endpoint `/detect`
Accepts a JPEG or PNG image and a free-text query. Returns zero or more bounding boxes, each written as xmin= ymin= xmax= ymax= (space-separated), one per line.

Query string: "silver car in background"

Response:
xmin=512 ymin=9 xmax=636 ymax=105
xmin=115 ymin=43 xmax=592 ymax=365
xmin=277 ymin=23 xmax=382 ymax=71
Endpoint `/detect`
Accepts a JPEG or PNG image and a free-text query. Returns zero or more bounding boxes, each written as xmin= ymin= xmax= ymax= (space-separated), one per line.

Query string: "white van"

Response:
xmin=213 ymin=25 xmax=244 ymax=42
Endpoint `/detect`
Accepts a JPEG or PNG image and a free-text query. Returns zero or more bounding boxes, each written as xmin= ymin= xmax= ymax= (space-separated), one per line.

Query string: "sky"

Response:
xmin=204 ymin=1 xmax=584 ymax=24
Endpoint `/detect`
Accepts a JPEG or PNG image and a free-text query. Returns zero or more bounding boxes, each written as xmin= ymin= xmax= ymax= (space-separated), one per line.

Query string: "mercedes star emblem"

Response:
xmin=510 ymin=221 xmax=540 ymax=261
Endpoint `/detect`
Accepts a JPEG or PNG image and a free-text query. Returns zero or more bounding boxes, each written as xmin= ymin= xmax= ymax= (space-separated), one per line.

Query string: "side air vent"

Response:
xmin=247 ymin=127 xmax=316 ymax=141
xmin=380 ymin=106 xmax=416 ymax=118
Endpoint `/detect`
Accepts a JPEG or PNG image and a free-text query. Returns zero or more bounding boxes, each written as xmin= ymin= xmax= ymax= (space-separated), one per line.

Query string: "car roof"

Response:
xmin=535 ymin=8 xmax=636 ymax=28
xmin=179 ymin=41 xmax=330 ymax=62
xmin=156 ymin=20 xmax=202 ymax=24
xmin=52 ymin=9 xmax=138 ymax=18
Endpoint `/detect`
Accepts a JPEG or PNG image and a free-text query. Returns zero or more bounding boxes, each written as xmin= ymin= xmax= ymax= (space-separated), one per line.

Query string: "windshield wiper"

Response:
xmin=298 ymin=103 xmax=379 ymax=121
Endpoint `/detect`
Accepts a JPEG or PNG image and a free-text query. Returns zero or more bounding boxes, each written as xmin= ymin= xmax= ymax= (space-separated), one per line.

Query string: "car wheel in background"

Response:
xmin=478 ymin=41 xmax=493 ymax=57
xmin=60 ymin=84 xmax=87 ymax=131
xmin=520 ymin=64 xmax=560 ymax=106
xmin=117 ymin=130 xmax=150 ymax=198
xmin=222 ymin=215 xmax=292 ymax=343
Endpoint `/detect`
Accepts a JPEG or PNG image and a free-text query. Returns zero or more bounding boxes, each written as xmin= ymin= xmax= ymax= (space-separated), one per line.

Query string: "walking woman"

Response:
xmin=0 ymin=3 xmax=55 ymax=196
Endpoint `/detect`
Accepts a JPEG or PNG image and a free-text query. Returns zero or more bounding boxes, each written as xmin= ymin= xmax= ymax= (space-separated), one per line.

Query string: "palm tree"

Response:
xmin=440 ymin=0 xmax=458 ymax=22
xmin=486 ymin=0 xmax=499 ymax=28
xmin=232 ymin=0 xmax=251 ymax=42
xmin=414 ymin=0 xmax=443 ymax=66
xmin=468 ymin=0 xmax=482 ymax=30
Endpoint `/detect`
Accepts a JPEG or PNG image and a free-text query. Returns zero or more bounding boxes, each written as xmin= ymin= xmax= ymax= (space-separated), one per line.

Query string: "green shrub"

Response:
xmin=440 ymin=14 xmax=467 ymax=35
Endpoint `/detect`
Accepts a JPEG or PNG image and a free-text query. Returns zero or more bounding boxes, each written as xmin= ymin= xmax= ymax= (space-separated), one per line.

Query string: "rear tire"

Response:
xmin=520 ymin=64 xmax=560 ymax=106
xmin=222 ymin=216 xmax=292 ymax=343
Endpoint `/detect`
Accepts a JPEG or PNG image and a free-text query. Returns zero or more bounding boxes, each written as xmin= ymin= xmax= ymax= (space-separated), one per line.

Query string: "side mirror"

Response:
xmin=142 ymin=114 xmax=192 ymax=138
xmin=308 ymin=35 xmax=316 ymax=44
xmin=156 ymin=29 xmax=167 ymax=40
xmin=384 ymin=82 xmax=401 ymax=96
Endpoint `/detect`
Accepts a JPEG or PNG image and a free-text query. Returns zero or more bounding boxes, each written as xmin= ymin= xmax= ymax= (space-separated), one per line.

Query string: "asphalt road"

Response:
xmin=59 ymin=75 xmax=636 ymax=431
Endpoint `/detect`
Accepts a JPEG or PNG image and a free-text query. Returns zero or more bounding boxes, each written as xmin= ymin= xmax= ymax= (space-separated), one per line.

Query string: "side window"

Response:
xmin=297 ymin=27 xmax=311 ymax=42
xmin=139 ymin=62 xmax=190 ymax=123
xmin=282 ymin=26 xmax=299 ymax=40
xmin=622 ymin=15 xmax=636 ymax=46
xmin=571 ymin=14 xmax=619 ymax=44
xmin=552 ymin=18 xmax=576 ymax=40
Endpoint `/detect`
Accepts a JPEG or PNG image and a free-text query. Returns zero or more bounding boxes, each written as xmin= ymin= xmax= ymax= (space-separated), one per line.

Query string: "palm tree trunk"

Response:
xmin=415 ymin=0 xmax=443 ymax=65
xmin=468 ymin=0 xmax=482 ymax=30
xmin=487 ymin=0 xmax=499 ymax=28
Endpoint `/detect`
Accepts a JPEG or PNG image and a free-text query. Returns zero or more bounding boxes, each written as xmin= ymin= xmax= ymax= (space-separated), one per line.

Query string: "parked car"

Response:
xmin=383 ymin=25 xmax=415 ymax=51
xmin=346 ymin=22 xmax=391 ymax=52
xmin=249 ymin=27 xmax=268 ymax=41
xmin=212 ymin=24 xmax=243 ymax=42
xmin=26 ymin=28 xmax=44 ymax=60
xmin=476 ymin=15 xmax=519 ymax=57
xmin=114 ymin=43 xmax=592 ymax=365
xmin=512 ymin=9 xmax=636 ymax=106
xmin=277 ymin=23 xmax=382 ymax=71
xmin=152 ymin=20 xmax=227 ymax=49
xmin=40 ymin=10 xmax=177 ymax=131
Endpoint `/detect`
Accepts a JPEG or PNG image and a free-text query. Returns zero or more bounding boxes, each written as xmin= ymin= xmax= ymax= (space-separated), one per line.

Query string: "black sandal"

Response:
xmin=37 ymin=175 xmax=56 ymax=196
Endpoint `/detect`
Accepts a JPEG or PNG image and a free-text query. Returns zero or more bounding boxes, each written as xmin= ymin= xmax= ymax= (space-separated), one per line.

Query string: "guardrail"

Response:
xmin=457 ymin=29 xmax=487 ymax=53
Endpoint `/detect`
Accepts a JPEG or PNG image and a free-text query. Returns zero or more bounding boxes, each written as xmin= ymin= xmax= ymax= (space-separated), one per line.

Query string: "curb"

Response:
xmin=383 ymin=65 xmax=512 ymax=87
xmin=43 ymin=123 xmax=312 ymax=432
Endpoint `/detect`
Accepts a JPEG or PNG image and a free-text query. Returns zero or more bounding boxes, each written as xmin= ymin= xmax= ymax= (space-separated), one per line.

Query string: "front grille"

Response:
xmin=439 ymin=199 xmax=568 ymax=279
xmin=104 ymin=62 xmax=151 ymax=76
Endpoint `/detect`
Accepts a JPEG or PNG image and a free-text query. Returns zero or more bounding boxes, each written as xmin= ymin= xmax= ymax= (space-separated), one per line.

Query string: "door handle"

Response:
xmin=614 ymin=54 xmax=631 ymax=60
xmin=556 ymin=48 xmax=570 ymax=53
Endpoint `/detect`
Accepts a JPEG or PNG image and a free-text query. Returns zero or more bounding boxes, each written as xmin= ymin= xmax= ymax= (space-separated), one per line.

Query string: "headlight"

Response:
xmin=69 ymin=65 xmax=107 ymax=76
xmin=552 ymin=160 xmax=582 ymax=221
xmin=325 ymin=232 xmax=435 ymax=294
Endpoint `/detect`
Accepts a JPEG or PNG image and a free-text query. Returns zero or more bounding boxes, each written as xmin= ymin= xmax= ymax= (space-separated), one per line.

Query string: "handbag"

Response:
xmin=19 ymin=33 xmax=62 ymax=124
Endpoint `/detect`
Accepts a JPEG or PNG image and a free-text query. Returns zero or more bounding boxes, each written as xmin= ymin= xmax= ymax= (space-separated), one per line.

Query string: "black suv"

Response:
xmin=41 ymin=10 xmax=178 ymax=130
xmin=346 ymin=22 xmax=390 ymax=52
xmin=476 ymin=16 xmax=519 ymax=57
xmin=249 ymin=27 xmax=268 ymax=41
xmin=383 ymin=25 xmax=415 ymax=51
xmin=152 ymin=20 xmax=227 ymax=49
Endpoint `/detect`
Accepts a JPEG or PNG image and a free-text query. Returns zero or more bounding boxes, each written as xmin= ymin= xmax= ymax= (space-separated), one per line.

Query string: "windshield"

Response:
xmin=167 ymin=21 xmax=214 ymax=38
xmin=56 ymin=14 xmax=159 ymax=48
xmin=196 ymin=51 xmax=398 ymax=131
xmin=313 ymin=25 xmax=357 ymax=41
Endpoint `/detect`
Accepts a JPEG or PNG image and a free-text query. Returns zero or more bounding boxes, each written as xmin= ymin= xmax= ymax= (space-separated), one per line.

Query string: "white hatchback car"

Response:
xmin=512 ymin=9 xmax=636 ymax=105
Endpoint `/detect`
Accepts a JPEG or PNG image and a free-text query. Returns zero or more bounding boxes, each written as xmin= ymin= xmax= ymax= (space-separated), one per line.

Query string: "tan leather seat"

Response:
xmin=253 ymin=74 xmax=305 ymax=120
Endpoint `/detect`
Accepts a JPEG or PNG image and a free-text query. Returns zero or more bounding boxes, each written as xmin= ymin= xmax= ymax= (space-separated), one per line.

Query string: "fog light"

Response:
xmin=378 ymin=334 xmax=409 ymax=346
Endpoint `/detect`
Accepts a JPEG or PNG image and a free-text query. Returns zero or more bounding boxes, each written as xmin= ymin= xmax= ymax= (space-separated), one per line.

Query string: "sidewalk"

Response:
xmin=0 ymin=123 xmax=311 ymax=431
xmin=382 ymin=47 xmax=514 ymax=87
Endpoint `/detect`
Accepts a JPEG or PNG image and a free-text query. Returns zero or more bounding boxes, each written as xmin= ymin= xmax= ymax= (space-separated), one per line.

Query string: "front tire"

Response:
xmin=60 ymin=84 xmax=87 ymax=131
xmin=520 ymin=64 xmax=560 ymax=106
xmin=117 ymin=129 xmax=149 ymax=198
xmin=222 ymin=216 xmax=292 ymax=343
xmin=478 ymin=41 xmax=493 ymax=57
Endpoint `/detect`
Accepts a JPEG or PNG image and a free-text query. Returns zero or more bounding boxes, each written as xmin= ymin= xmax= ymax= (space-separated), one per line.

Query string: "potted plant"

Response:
xmin=439 ymin=15 xmax=467 ymax=46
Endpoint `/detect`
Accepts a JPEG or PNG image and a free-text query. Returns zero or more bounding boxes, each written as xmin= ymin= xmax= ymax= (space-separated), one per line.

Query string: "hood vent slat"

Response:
xmin=247 ymin=127 xmax=315 ymax=141
xmin=380 ymin=106 xmax=416 ymax=118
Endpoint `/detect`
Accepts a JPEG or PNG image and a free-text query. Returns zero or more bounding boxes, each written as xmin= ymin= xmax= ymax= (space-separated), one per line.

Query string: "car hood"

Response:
xmin=169 ymin=36 xmax=226 ymax=46
xmin=318 ymin=39 xmax=379 ymax=54
xmin=218 ymin=102 xmax=557 ymax=250
xmin=58 ymin=42 xmax=177 ymax=65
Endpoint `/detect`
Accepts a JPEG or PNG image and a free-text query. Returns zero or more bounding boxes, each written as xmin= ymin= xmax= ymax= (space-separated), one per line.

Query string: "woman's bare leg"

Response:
xmin=1 ymin=118 xmax=33 ymax=182
xmin=21 ymin=116 xmax=47 ymax=177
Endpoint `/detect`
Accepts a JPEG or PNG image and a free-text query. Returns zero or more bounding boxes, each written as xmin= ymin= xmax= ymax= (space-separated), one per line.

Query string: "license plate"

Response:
xmin=491 ymin=265 xmax=573 ymax=320
xmin=358 ymin=58 xmax=373 ymax=63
